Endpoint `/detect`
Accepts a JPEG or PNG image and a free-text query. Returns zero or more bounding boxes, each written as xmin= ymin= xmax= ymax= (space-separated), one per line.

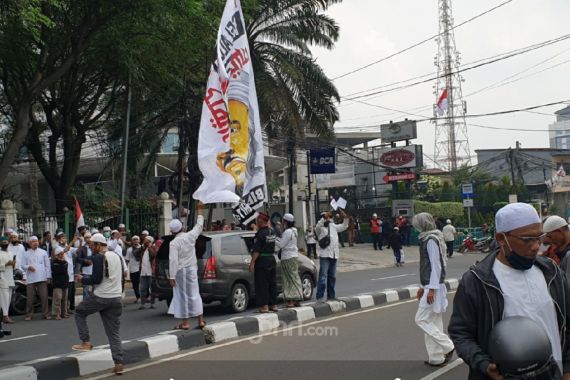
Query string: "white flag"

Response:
xmin=193 ymin=0 xmax=267 ymax=225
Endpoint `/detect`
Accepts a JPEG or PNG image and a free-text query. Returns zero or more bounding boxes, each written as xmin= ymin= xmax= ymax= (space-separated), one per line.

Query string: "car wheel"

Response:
xmin=227 ymin=283 xmax=248 ymax=313
xmin=10 ymin=286 xmax=27 ymax=315
xmin=301 ymin=273 xmax=314 ymax=300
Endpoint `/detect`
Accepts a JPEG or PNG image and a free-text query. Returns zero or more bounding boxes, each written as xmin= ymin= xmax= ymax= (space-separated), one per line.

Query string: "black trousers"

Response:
xmin=372 ymin=233 xmax=381 ymax=250
xmin=254 ymin=256 xmax=277 ymax=307
xmin=130 ymin=271 xmax=141 ymax=299
xmin=68 ymin=282 xmax=76 ymax=310
xmin=446 ymin=241 xmax=454 ymax=257
xmin=307 ymin=244 xmax=317 ymax=258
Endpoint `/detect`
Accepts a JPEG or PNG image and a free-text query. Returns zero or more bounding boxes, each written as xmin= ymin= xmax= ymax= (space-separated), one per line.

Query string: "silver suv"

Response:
xmin=152 ymin=231 xmax=317 ymax=313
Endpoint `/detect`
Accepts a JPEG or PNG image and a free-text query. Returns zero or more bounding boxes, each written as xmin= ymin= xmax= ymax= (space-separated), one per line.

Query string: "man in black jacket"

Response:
xmin=449 ymin=203 xmax=570 ymax=380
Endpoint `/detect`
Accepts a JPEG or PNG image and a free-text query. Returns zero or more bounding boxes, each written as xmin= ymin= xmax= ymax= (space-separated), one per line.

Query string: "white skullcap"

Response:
xmin=54 ymin=246 xmax=65 ymax=255
xmin=170 ymin=219 xmax=183 ymax=233
xmin=83 ymin=232 xmax=92 ymax=238
xmin=145 ymin=236 xmax=155 ymax=243
xmin=111 ymin=230 xmax=119 ymax=235
xmin=543 ymin=215 xmax=568 ymax=233
xmin=141 ymin=230 xmax=149 ymax=235
xmin=495 ymin=203 xmax=540 ymax=233
xmin=446 ymin=219 xmax=451 ymax=224
xmin=103 ymin=226 xmax=111 ymax=232
xmin=91 ymin=228 xmax=99 ymax=234
xmin=28 ymin=235 xmax=39 ymax=242
xmin=118 ymin=224 xmax=126 ymax=229
xmin=283 ymin=213 xmax=294 ymax=223
xmin=91 ymin=233 xmax=107 ymax=245
xmin=6 ymin=228 xmax=14 ymax=234
xmin=131 ymin=235 xmax=140 ymax=241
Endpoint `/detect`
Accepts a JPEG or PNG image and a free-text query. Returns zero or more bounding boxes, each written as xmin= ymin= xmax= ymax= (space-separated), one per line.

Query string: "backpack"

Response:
xmin=318 ymin=225 xmax=331 ymax=249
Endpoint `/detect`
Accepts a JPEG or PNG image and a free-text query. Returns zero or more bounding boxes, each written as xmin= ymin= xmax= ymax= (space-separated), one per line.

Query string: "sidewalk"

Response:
xmin=332 ymin=243 xmax=419 ymax=273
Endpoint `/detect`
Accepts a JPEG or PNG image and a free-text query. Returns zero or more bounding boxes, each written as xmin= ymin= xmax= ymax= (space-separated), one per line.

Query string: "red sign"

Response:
xmin=379 ymin=149 xmax=416 ymax=167
xmin=383 ymin=173 xmax=416 ymax=183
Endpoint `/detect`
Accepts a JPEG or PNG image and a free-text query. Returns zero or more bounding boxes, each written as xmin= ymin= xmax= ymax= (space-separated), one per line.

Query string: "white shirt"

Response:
xmin=8 ymin=243 xmax=26 ymax=270
xmin=20 ymin=248 xmax=51 ymax=283
xmin=140 ymin=248 xmax=152 ymax=277
xmin=0 ymin=249 xmax=15 ymax=288
xmin=306 ymin=230 xmax=316 ymax=245
xmin=81 ymin=246 xmax=93 ymax=275
xmin=442 ymin=225 xmax=456 ymax=242
xmin=169 ymin=215 xmax=204 ymax=279
xmin=276 ymin=228 xmax=299 ymax=260
xmin=493 ymin=259 xmax=562 ymax=372
xmin=125 ymin=246 xmax=141 ymax=274
xmin=55 ymin=246 xmax=77 ymax=282
xmin=419 ymin=240 xmax=448 ymax=313
xmin=315 ymin=218 xmax=349 ymax=259
xmin=94 ymin=251 xmax=123 ymax=298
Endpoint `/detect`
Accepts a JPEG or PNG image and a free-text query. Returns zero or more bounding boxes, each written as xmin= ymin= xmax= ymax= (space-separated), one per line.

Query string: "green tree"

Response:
xmin=0 ymin=0 xmax=142 ymax=191
xmin=247 ymin=0 xmax=341 ymax=137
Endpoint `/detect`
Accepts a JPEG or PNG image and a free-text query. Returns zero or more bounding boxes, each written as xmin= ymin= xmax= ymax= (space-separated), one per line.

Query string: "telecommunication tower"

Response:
xmin=433 ymin=0 xmax=471 ymax=171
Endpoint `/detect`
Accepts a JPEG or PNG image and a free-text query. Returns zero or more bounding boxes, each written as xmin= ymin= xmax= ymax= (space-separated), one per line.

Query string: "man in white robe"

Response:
xmin=168 ymin=204 xmax=206 ymax=330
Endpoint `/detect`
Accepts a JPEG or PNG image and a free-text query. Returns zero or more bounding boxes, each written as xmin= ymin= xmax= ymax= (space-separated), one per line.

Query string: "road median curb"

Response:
xmin=3 ymin=278 xmax=459 ymax=379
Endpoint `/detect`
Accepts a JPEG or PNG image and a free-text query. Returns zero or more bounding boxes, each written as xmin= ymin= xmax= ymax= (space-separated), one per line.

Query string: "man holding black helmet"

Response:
xmin=449 ymin=203 xmax=570 ymax=379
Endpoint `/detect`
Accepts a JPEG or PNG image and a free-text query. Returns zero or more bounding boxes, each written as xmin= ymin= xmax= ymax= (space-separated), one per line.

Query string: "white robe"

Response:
xmin=168 ymin=266 xmax=203 ymax=319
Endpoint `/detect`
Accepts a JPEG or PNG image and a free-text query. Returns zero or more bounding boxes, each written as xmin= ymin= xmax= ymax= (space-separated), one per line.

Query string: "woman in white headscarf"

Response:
xmin=412 ymin=212 xmax=455 ymax=367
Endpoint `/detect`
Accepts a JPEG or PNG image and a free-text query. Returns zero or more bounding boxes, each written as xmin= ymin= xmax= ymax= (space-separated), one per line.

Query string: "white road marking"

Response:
xmin=85 ymin=293 xmax=457 ymax=380
xmin=0 ymin=333 xmax=47 ymax=343
xmin=418 ymin=358 xmax=464 ymax=380
xmin=370 ymin=274 xmax=415 ymax=281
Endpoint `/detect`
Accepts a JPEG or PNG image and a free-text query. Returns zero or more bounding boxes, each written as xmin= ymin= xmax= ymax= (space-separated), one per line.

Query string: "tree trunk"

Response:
xmin=0 ymin=100 xmax=33 ymax=190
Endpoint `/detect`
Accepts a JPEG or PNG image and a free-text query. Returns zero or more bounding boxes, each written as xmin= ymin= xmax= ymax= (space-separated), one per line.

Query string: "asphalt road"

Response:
xmin=83 ymin=293 xmax=469 ymax=380
xmin=0 ymin=251 xmax=485 ymax=367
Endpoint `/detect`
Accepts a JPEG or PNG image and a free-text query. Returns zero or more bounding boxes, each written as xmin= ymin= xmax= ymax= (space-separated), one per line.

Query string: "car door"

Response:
xmin=217 ymin=235 xmax=250 ymax=295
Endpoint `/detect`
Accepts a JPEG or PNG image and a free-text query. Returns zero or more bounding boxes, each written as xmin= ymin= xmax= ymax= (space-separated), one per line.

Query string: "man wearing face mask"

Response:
xmin=449 ymin=203 xmax=570 ymax=380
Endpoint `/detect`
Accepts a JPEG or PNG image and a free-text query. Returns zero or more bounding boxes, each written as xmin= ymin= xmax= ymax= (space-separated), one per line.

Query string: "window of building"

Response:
xmin=162 ymin=133 xmax=179 ymax=153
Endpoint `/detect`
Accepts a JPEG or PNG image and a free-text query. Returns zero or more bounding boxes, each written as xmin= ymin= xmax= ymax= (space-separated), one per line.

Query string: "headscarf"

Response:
xmin=412 ymin=212 xmax=447 ymax=268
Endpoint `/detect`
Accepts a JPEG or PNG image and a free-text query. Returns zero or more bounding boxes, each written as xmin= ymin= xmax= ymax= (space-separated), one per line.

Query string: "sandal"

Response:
xmin=173 ymin=324 xmax=190 ymax=330
xmin=254 ymin=309 xmax=270 ymax=314
xmin=72 ymin=343 xmax=93 ymax=352
xmin=197 ymin=321 xmax=207 ymax=330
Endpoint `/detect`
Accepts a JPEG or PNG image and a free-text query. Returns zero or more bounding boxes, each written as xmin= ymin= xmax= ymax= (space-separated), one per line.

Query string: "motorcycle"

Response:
xmin=458 ymin=235 xmax=493 ymax=253
xmin=10 ymin=269 xmax=53 ymax=315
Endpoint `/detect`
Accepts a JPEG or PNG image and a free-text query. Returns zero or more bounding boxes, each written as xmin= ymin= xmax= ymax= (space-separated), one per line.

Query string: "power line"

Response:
xmin=332 ymin=0 xmax=515 ymax=80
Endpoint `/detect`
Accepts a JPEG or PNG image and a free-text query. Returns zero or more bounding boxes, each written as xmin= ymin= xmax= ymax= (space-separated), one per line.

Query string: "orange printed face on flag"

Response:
xmin=193 ymin=0 xmax=266 ymax=225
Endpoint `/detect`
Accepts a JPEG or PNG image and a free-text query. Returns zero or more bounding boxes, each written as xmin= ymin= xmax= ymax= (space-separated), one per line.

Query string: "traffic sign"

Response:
xmin=463 ymin=199 xmax=474 ymax=208
xmin=383 ymin=173 xmax=416 ymax=183
xmin=462 ymin=183 xmax=473 ymax=195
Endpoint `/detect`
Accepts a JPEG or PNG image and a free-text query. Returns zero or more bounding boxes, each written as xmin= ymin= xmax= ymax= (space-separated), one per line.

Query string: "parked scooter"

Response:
xmin=458 ymin=234 xmax=493 ymax=253
xmin=10 ymin=269 xmax=52 ymax=315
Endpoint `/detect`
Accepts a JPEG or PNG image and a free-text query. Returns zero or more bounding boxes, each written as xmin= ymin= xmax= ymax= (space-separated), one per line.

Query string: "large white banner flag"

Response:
xmin=193 ymin=0 xmax=266 ymax=224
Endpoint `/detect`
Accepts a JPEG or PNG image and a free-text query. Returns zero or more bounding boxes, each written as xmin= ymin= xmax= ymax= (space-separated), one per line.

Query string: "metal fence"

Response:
xmin=16 ymin=208 xmax=160 ymax=240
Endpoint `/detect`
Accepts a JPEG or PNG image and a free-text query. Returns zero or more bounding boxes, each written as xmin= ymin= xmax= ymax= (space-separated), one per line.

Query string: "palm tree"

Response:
xmin=247 ymin=0 xmax=342 ymax=140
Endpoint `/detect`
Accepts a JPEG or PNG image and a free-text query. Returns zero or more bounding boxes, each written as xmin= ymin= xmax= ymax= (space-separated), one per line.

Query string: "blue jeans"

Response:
xmin=316 ymin=258 xmax=337 ymax=300
xmin=393 ymin=248 xmax=401 ymax=263
xmin=82 ymin=275 xmax=92 ymax=299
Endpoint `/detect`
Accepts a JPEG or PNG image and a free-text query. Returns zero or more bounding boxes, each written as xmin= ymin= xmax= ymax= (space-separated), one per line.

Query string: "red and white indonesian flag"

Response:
xmin=74 ymin=196 xmax=85 ymax=231
xmin=436 ymin=88 xmax=448 ymax=116
xmin=193 ymin=0 xmax=266 ymax=224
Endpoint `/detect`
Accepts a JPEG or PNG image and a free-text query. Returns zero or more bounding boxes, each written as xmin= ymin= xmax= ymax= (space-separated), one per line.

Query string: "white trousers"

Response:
xmin=415 ymin=306 xmax=454 ymax=364
xmin=0 ymin=287 xmax=11 ymax=317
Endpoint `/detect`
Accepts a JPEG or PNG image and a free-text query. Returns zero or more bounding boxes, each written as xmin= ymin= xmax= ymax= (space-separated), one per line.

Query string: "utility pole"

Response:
xmin=306 ymin=151 xmax=313 ymax=222
xmin=120 ymin=72 xmax=132 ymax=224
xmin=371 ymin=148 xmax=377 ymax=198
xmin=287 ymin=139 xmax=295 ymax=213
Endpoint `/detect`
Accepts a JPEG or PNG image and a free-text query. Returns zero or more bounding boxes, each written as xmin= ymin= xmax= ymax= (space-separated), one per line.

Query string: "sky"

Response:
xmin=311 ymin=0 xmax=570 ymax=166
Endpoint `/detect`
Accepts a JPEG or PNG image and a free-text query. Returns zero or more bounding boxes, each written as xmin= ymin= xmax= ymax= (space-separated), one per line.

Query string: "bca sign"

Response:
xmin=309 ymin=148 xmax=336 ymax=174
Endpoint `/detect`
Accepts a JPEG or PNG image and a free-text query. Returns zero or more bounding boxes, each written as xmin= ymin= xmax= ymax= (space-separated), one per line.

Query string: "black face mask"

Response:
xmin=507 ymin=250 xmax=536 ymax=270
xmin=503 ymin=234 xmax=536 ymax=270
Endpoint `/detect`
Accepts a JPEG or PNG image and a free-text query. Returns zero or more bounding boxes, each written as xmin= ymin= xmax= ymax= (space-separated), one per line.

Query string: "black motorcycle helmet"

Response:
xmin=488 ymin=316 xmax=557 ymax=378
